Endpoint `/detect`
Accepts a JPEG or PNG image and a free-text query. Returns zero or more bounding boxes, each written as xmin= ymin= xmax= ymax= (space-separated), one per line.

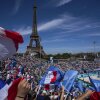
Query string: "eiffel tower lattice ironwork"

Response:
xmin=26 ymin=0 xmax=46 ymax=57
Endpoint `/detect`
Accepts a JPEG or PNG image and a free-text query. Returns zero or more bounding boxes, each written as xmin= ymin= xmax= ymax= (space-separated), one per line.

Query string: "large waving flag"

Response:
xmin=0 ymin=78 xmax=23 ymax=100
xmin=0 ymin=27 xmax=23 ymax=60
xmin=89 ymin=76 xmax=100 ymax=92
xmin=62 ymin=70 xmax=78 ymax=92
xmin=39 ymin=66 xmax=64 ymax=85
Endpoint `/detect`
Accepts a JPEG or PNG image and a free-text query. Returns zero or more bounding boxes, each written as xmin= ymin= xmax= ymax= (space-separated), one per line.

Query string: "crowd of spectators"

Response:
xmin=55 ymin=60 xmax=100 ymax=73
xmin=0 ymin=55 xmax=100 ymax=100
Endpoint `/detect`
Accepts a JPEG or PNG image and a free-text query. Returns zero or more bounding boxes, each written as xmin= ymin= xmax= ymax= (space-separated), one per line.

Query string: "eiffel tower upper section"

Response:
xmin=31 ymin=0 xmax=38 ymax=39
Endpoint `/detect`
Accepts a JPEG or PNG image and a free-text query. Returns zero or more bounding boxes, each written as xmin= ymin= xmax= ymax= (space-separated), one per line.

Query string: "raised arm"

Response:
xmin=60 ymin=86 xmax=65 ymax=100
xmin=77 ymin=90 xmax=94 ymax=100
xmin=15 ymin=79 xmax=31 ymax=100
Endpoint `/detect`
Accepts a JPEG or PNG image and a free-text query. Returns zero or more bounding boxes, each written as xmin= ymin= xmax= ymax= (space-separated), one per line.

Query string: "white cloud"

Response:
xmin=57 ymin=15 xmax=100 ymax=35
xmin=14 ymin=26 xmax=32 ymax=35
xmin=38 ymin=18 xmax=65 ymax=31
xmin=14 ymin=14 xmax=100 ymax=38
xmin=12 ymin=0 xmax=23 ymax=15
xmin=57 ymin=0 xmax=72 ymax=7
xmin=14 ymin=17 xmax=66 ymax=35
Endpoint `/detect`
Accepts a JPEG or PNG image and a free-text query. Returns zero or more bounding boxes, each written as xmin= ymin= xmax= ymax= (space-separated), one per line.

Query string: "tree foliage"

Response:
xmin=47 ymin=52 xmax=99 ymax=61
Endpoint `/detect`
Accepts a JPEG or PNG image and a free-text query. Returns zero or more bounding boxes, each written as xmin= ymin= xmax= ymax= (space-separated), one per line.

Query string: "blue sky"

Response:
xmin=0 ymin=0 xmax=100 ymax=54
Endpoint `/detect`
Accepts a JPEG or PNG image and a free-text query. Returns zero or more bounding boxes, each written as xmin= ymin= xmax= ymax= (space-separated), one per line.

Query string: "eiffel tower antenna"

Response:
xmin=34 ymin=0 xmax=36 ymax=7
xmin=32 ymin=0 xmax=37 ymax=35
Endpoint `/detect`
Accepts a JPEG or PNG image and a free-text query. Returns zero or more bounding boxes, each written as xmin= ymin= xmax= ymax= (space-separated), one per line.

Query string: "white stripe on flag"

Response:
xmin=0 ymin=36 xmax=16 ymax=60
xmin=0 ymin=82 xmax=12 ymax=100
xmin=44 ymin=71 xmax=54 ymax=84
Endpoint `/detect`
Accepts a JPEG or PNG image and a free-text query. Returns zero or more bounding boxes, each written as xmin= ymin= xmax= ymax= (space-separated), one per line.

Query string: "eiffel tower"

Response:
xmin=26 ymin=0 xmax=46 ymax=57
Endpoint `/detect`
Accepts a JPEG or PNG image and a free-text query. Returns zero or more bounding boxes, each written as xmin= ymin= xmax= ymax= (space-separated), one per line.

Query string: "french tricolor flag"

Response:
xmin=0 ymin=78 xmax=22 ymax=100
xmin=44 ymin=71 xmax=57 ymax=84
xmin=0 ymin=27 xmax=23 ymax=60
xmin=0 ymin=27 xmax=23 ymax=100
xmin=39 ymin=66 xmax=64 ymax=86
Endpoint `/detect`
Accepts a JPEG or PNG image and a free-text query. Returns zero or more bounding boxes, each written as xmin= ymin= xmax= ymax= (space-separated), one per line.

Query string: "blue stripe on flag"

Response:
xmin=62 ymin=70 xmax=78 ymax=92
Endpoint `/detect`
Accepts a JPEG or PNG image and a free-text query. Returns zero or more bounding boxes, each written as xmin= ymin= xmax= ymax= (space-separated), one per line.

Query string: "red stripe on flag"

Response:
xmin=5 ymin=30 xmax=23 ymax=51
xmin=8 ymin=78 xmax=22 ymax=100
xmin=51 ymin=71 xmax=57 ymax=83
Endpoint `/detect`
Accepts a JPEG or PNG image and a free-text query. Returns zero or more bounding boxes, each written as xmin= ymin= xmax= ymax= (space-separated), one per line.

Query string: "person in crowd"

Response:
xmin=77 ymin=90 xmax=94 ymax=100
xmin=15 ymin=79 xmax=31 ymax=100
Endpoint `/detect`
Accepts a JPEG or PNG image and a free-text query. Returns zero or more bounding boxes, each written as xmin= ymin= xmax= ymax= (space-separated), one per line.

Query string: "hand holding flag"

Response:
xmin=16 ymin=79 xmax=31 ymax=98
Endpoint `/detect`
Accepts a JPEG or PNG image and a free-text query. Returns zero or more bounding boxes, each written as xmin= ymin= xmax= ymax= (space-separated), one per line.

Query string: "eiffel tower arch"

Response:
xmin=26 ymin=0 xmax=46 ymax=58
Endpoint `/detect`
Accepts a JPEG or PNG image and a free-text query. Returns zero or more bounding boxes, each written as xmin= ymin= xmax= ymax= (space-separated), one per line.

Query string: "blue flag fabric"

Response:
xmin=75 ymin=81 xmax=85 ymax=92
xmin=39 ymin=66 xmax=64 ymax=85
xmin=89 ymin=76 xmax=100 ymax=92
xmin=88 ymin=86 xmax=95 ymax=91
xmin=62 ymin=70 xmax=78 ymax=92
xmin=0 ymin=79 xmax=6 ymax=89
